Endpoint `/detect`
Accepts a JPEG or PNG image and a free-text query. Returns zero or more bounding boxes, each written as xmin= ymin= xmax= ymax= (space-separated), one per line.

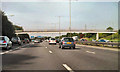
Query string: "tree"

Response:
xmin=1 ymin=11 xmax=16 ymax=39
xmin=118 ymin=29 xmax=120 ymax=34
xmin=106 ymin=27 xmax=113 ymax=31
xmin=13 ymin=25 xmax=24 ymax=31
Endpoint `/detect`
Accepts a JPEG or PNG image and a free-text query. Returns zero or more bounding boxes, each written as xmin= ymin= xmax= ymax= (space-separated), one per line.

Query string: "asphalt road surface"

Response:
xmin=1 ymin=41 xmax=119 ymax=72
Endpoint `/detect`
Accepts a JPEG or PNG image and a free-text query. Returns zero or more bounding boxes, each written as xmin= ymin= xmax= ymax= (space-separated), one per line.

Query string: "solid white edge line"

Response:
xmin=0 ymin=43 xmax=30 ymax=55
xmin=9 ymin=50 xmax=13 ymax=52
xmin=49 ymin=51 xmax=52 ymax=54
xmin=63 ymin=64 xmax=74 ymax=72
xmin=0 ymin=53 xmax=5 ymax=55
xmin=4 ymin=51 xmax=9 ymax=53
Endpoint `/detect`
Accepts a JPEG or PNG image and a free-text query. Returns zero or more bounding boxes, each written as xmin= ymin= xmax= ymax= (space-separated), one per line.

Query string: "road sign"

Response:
xmin=31 ymin=36 xmax=34 ymax=39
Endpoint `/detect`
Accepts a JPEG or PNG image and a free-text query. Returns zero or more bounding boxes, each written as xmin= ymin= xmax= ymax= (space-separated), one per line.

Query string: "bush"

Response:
xmin=1 ymin=11 xmax=16 ymax=39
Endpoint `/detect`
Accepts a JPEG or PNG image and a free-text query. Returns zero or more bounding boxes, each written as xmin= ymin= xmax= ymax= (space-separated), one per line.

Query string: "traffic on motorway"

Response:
xmin=1 ymin=35 xmax=118 ymax=71
xmin=1 ymin=1 xmax=119 ymax=72
xmin=0 ymin=34 xmax=119 ymax=50
xmin=0 ymin=36 xmax=30 ymax=50
xmin=0 ymin=35 xmax=77 ymax=50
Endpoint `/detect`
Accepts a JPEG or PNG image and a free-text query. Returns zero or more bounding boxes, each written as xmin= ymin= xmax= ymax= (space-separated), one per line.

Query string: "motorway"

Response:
xmin=1 ymin=41 xmax=119 ymax=72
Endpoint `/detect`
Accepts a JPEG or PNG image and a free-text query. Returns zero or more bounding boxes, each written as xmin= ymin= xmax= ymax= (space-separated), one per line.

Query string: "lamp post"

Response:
xmin=59 ymin=16 xmax=61 ymax=39
xmin=69 ymin=0 xmax=78 ymax=37
xmin=69 ymin=0 xmax=72 ymax=37
xmin=55 ymin=16 xmax=61 ymax=39
xmin=56 ymin=16 xmax=63 ymax=39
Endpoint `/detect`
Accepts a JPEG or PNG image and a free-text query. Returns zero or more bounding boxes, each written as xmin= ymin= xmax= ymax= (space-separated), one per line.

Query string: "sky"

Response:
xmin=1 ymin=0 xmax=119 ymax=31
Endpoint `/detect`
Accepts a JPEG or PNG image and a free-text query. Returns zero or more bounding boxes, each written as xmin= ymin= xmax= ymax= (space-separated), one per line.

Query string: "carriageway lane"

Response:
xmin=42 ymin=41 xmax=118 ymax=70
xmin=2 ymin=42 xmax=67 ymax=71
xmin=2 ymin=41 xmax=119 ymax=71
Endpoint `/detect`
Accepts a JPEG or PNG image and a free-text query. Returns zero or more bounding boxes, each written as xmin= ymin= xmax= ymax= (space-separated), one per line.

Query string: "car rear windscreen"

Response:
xmin=64 ymin=38 xmax=74 ymax=42
xmin=12 ymin=37 xmax=18 ymax=40
xmin=0 ymin=37 xmax=5 ymax=40
xmin=51 ymin=38 xmax=55 ymax=40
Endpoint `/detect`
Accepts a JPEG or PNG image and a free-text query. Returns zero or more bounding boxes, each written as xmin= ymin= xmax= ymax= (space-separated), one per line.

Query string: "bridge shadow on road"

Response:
xmin=22 ymin=43 xmax=43 ymax=48
xmin=2 ymin=53 xmax=38 ymax=70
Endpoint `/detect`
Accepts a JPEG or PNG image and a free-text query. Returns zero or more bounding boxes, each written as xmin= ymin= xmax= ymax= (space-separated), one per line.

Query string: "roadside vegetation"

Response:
xmin=1 ymin=11 xmax=16 ymax=39
xmin=55 ymin=30 xmax=120 ymax=42
xmin=1 ymin=11 xmax=28 ymax=40
xmin=13 ymin=25 xmax=24 ymax=31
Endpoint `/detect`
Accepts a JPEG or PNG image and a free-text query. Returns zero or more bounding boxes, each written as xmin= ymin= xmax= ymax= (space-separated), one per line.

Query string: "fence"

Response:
xmin=77 ymin=41 xmax=120 ymax=48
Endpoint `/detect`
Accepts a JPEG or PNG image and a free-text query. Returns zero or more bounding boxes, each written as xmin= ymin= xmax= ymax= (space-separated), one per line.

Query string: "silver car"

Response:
xmin=11 ymin=37 xmax=23 ymax=45
xmin=34 ymin=39 xmax=40 ymax=43
xmin=59 ymin=37 xmax=75 ymax=49
xmin=0 ymin=36 xmax=12 ymax=50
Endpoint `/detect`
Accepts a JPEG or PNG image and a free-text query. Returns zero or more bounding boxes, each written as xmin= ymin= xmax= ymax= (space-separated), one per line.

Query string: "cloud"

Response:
xmin=1 ymin=0 xmax=119 ymax=2
xmin=2 ymin=2 xmax=118 ymax=31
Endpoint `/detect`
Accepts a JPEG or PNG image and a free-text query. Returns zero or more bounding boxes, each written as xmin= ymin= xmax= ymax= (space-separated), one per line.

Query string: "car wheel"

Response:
xmin=19 ymin=43 xmax=22 ymax=45
xmin=9 ymin=45 xmax=12 ymax=49
xmin=9 ymin=46 xmax=12 ymax=49
xmin=6 ymin=45 xmax=9 ymax=50
xmin=73 ymin=46 xmax=75 ymax=49
xmin=59 ymin=45 xmax=61 ymax=48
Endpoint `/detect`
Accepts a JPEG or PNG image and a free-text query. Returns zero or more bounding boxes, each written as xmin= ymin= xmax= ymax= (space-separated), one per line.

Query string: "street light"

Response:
xmin=69 ymin=0 xmax=72 ymax=37
xmin=58 ymin=16 xmax=61 ymax=39
xmin=56 ymin=16 xmax=63 ymax=39
xmin=69 ymin=0 xmax=78 ymax=37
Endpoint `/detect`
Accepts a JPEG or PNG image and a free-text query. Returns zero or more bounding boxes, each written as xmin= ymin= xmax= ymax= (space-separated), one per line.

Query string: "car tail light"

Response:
xmin=62 ymin=41 xmax=65 ymax=44
xmin=49 ymin=40 xmax=50 ymax=42
xmin=74 ymin=41 xmax=76 ymax=44
xmin=3 ymin=41 xmax=6 ymax=43
xmin=55 ymin=40 xmax=57 ymax=42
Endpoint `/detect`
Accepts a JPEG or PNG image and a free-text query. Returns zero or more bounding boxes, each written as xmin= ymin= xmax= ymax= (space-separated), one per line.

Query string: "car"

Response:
xmin=11 ymin=37 xmax=23 ymax=45
xmin=98 ymin=39 xmax=106 ymax=42
xmin=92 ymin=39 xmax=96 ymax=42
xmin=49 ymin=38 xmax=56 ymax=45
xmin=45 ymin=39 xmax=49 ymax=42
xmin=21 ymin=39 xmax=25 ymax=43
xmin=80 ymin=39 xmax=87 ymax=41
xmin=31 ymin=39 xmax=35 ymax=42
xmin=98 ymin=39 xmax=109 ymax=42
xmin=40 ymin=39 xmax=43 ymax=42
xmin=105 ymin=40 xmax=110 ymax=42
xmin=0 ymin=36 xmax=12 ymax=50
xmin=24 ymin=38 xmax=30 ymax=43
xmin=56 ymin=39 xmax=60 ymax=43
xmin=34 ymin=39 xmax=40 ymax=43
xmin=59 ymin=37 xmax=75 ymax=49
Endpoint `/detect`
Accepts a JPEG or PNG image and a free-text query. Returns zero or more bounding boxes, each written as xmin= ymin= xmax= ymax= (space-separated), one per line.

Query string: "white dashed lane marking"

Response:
xmin=63 ymin=64 xmax=74 ymax=72
xmin=49 ymin=51 xmax=53 ymax=54
xmin=86 ymin=51 xmax=95 ymax=54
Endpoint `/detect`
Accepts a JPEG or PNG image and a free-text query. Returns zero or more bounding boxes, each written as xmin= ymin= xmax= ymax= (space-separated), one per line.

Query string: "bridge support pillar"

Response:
xmin=96 ymin=33 xmax=99 ymax=40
